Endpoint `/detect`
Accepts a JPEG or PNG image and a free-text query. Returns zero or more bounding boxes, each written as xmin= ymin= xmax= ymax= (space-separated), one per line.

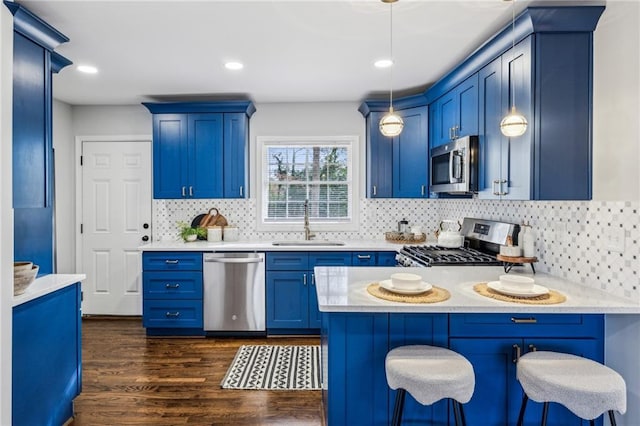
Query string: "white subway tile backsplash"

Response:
xmin=152 ymin=198 xmax=639 ymax=303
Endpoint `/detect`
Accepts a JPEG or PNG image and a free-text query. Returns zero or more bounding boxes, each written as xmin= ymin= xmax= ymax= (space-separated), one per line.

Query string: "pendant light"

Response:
xmin=379 ymin=0 xmax=404 ymax=137
xmin=500 ymin=0 xmax=528 ymax=137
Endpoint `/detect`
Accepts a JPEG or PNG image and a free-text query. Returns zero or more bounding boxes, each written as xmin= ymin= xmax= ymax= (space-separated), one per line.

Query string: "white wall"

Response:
xmin=53 ymin=100 xmax=73 ymax=273
xmin=593 ymin=0 xmax=640 ymax=202
xmin=0 ymin=5 xmax=12 ymax=425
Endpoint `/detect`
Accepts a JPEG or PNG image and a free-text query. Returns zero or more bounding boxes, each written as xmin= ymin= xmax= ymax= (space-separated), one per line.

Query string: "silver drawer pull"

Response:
xmin=165 ymin=260 xmax=179 ymax=264
xmin=165 ymin=312 xmax=180 ymax=318
xmin=511 ymin=317 xmax=537 ymax=324
xmin=165 ymin=283 xmax=180 ymax=289
xmin=357 ymin=255 xmax=371 ymax=260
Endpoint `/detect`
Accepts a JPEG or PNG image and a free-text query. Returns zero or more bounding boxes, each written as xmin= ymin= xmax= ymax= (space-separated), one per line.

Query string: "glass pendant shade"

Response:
xmin=379 ymin=108 xmax=404 ymax=137
xmin=500 ymin=106 xmax=528 ymax=137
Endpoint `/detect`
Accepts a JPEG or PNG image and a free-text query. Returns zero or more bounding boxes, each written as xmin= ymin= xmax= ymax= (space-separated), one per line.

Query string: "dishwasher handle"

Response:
xmin=204 ymin=257 xmax=264 ymax=264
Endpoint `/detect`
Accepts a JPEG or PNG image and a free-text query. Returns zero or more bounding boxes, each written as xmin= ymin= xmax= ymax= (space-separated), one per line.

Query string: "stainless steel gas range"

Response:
xmin=396 ymin=218 xmax=520 ymax=267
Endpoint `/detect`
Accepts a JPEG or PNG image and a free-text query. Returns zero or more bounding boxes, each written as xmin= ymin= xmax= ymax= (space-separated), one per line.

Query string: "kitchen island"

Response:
xmin=315 ymin=266 xmax=639 ymax=426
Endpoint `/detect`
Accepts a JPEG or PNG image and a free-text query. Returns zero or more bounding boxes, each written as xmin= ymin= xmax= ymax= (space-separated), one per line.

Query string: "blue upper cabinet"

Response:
xmin=360 ymin=96 xmax=429 ymax=198
xmin=426 ymin=6 xmax=604 ymax=200
xmin=6 ymin=1 xmax=72 ymax=274
xmin=143 ymin=102 xmax=254 ymax=199
xmin=430 ymin=74 xmax=479 ymax=148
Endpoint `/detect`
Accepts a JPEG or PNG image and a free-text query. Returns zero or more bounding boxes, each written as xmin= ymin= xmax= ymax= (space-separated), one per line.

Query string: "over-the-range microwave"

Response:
xmin=429 ymin=135 xmax=478 ymax=194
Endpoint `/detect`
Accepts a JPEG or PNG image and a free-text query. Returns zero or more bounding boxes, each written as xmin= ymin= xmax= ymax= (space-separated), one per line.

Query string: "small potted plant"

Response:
xmin=177 ymin=221 xmax=206 ymax=242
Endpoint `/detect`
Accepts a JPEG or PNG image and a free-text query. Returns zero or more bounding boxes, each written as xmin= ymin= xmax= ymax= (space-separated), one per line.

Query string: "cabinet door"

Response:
xmin=520 ymin=339 xmax=603 ymax=426
xmin=433 ymin=91 xmax=457 ymax=147
xmin=456 ymin=74 xmax=479 ymax=138
xmin=376 ymin=251 xmax=397 ymax=266
xmin=188 ymin=113 xmax=223 ymax=198
xmin=352 ymin=252 xmax=376 ymax=266
xmin=367 ymin=112 xmax=393 ymax=198
xmin=450 ymin=338 xmax=520 ymax=426
xmin=223 ymin=113 xmax=248 ymax=198
xmin=308 ymin=271 xmax=322 ymax=329
xmin=478 ymin=56 xmax=504 ymax=199
xmin=266 ymin=271 xmax=308 ymax=329
xmin=392 ymin=106 xmax=428 ymax=198
xmin=152 ymin=114 xmax=188 ymax=198
xmin=501 ymin=36 xmax=533 ymax=200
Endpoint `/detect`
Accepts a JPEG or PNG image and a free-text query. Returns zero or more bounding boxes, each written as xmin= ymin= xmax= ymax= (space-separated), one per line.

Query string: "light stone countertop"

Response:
xmin=138 ymin=239 xmax=406 ymax=252
xmin=13 ymin=274 xmax=86 ymax=307
xmin=314 ymin=266 xmax=640 ymax=314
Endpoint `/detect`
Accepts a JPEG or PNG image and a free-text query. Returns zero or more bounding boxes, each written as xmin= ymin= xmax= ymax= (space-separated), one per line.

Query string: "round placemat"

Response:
xmin=367 ymin=283 xmax=450 ymax=304
xmin=473 ymin=283 xmax=566 ymax=304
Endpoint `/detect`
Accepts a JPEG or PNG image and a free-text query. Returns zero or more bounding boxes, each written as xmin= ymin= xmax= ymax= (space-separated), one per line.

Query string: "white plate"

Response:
xmin=379 ymin=279 xmax=433 ymax=295
xmin=487 ymin=281 xmax=549 ymax=298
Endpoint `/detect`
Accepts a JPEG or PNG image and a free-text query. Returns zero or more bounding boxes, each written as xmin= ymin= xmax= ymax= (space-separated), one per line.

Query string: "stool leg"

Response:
xmin=516 ymin=394 xmax=529 ymax=426
xmin=541 ymin=402 xmax=549 ymax=426
xmin=459 ymin=402 xmax=467 ymax=426
xmin=391 ymin=388 xmax=406 ymax=426
xmin=452 ymin=400 xmax=462 ymax=426
xmin=589 ymin=420 xmax=595 ymax=426
xmin=608 ymin=410 xmax=617 ymax=426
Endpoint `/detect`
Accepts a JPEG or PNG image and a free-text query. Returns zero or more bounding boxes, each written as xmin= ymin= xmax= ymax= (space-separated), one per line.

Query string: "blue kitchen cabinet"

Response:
xmin=143 ymin=102 xmax=254 ymax=199
xmin=377 ymin=251 xmax=398 ymax=266
xmin=352 ymin=251 xmax=398 ymax=267
xmin=267 ymin=252 xmax=351 ymax=333
xmin=142 ymin=251 xmax=204 ymax=336
xmin=361 ymin=101 xmax=429 ymax=198
xmin=322 ymin=313 xmax=448 ymax=426
xmin=13 ymin=283 xmax=82 ymax=426
xmin=7 ymin=2 xmax=72 ymax=274
xmin=449 ymin=313 xmax=604 ymax=426
xmin=430 ymin=74 xmax=479 ymax=148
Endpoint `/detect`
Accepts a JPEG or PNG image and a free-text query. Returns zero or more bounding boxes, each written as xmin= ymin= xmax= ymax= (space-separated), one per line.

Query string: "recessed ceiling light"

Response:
xmin=374 ymin=59 xmax=393 ymax=68
xmin=225 ymin=62 xmax=244 ymax=70
xmin=77 ymin=65 xmax=98 ymax=74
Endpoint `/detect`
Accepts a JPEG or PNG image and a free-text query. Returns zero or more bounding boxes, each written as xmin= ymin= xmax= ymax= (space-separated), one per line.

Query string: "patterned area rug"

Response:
xmin=221 ymin=345 xmax=321 ymax=390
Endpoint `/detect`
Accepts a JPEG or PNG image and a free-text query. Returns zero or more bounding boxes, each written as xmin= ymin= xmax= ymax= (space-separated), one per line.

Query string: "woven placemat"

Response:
xmin=473 ymin=283 xmax=566 ymax=304
xmin=367 ymin=283 xmax=450 ymax=304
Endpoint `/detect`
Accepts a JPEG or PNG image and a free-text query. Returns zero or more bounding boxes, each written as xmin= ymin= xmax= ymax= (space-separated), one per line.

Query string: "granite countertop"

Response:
xmin=138 ymin=239 xmax=406 ymax=252
xmin=314 ymin=266 xmax=640 ymax=314
xmin=13 ymin=274 xmax=86 ymax=307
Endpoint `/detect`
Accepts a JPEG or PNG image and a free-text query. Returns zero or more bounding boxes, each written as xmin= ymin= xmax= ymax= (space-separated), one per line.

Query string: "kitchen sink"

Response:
xmin=271 ymin=240 xmax=345 ymax=246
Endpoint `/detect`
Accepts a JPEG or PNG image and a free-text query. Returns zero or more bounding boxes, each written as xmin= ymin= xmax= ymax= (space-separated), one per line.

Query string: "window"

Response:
xmin=257 ymin=136 xmax=359 ymax=232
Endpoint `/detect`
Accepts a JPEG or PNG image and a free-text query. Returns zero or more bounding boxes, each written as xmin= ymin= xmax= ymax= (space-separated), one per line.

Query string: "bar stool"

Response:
xmin=516 ymin=351 xmax=627 ymax=426
xmin=385 ymin=345 xmax=475 ymax=426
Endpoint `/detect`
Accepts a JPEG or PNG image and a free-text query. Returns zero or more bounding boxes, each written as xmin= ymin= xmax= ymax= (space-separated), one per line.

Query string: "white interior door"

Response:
xmin=81 ymin=140 xmax=151 ymax=315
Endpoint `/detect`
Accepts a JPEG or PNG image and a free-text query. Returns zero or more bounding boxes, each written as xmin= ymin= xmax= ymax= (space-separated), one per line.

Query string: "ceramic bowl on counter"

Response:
xmin=14 ymin=263 xmax=39 ymax=296
xmin=390 ymin=272 xmax=423 ymax=290
xmin=499 ymin=274 xmax=535 ymax=292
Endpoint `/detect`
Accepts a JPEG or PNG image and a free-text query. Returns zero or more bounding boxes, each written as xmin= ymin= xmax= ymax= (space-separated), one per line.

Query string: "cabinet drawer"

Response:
xmin=377 ymin=251 xmax=398 ymax=266
xmin=309 ymin=252 xmax=352 ymax=267
xmin=143 ymin=299 xmax=203 ymax=329
xmin=143 ymin=252 xmax=202 ymax=271
xmin=352 ymin=252 xmax=376 ymax=266
xmin=449 ymin=313 xmax=603 ymax=338
xmin=143 ymin=271 xmax=202 ymax=299
xmin=266 ymin=252 xmax=309 ymax=270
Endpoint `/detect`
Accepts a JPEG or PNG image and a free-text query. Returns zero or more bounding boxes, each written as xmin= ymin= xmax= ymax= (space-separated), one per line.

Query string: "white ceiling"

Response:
xmin=16 ymin=0 xmax=542 ymax=106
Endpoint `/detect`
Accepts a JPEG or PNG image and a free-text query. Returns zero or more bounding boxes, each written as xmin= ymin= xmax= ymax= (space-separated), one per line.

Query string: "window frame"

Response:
xmin=256 ymin=135 xmax=360 ymax=233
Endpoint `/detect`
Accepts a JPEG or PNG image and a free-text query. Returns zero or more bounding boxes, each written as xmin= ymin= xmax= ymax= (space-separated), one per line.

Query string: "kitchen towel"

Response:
xmin=221 ymin=345 xmax=321 ymax=391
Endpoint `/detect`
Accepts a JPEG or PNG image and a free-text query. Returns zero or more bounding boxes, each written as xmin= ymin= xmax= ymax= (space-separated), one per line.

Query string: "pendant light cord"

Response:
xmin=389 ymin=1 xmax=394 ymax=109
xmin=510 ymin=0 xmax=516 ymax=112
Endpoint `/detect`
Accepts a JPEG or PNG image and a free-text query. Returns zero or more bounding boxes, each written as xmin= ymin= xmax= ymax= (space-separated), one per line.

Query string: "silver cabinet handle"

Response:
xmin=372 ymin=185 xmax=377 ymax=196
xmin=511 ymin=317 xmax=537 ymax=324
xmin=165 ymin=283 xmax=180 ymax=289
xmin=165 ymin=312 xmax=180 ymax=318
xmin=204 ymin=257 xmax=264 ymax=264
xmin=181 ymin=186 xmax=186 ymax=197
xmin=454 ymin=125 xmax=460 ymax=139
xmin=421 ymin=185 xmax=425 ymax=196
xmin=357 ymin=255 xmax=371 ymax=259
xmin=512 ymin=344 xmax=521 ymax=363
xmin=165 ymin=260 xmax=179 ymax=264
xmin=303 ymin=273 xmax=307 ymax=286
xmin=499 ymin=179 xmax=508 ymax=196
xmin=493 ymin=179 xmax=500 ymax=196
xmin=311 ymin=273 xmax=315 ymax=286
xmin=240 ymin=186 xmax=244 ymax=197
xmin=449 ymin=126 xmax=454 ymax=140
xmin=189 ymin=186 xmax=193 ymax=197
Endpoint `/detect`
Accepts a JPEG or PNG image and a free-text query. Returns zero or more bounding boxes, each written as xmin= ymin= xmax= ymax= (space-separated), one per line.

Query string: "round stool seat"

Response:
xmin=385 ymin=345 xmax=475 ymax=406
xmin=517 ymin=351 xmax=627 ymax=420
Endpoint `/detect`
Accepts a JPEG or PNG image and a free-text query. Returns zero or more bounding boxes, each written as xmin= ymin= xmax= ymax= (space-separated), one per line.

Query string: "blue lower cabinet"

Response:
xmin=143 ymin=299 xmax=203 ymax=329
xmin=266 ymin=271 xmax=309 ymax=330
xmin=13 ymin=283 xmax=82 ymax=426
xmin=377 ymin=251 xmax=398 ymax=266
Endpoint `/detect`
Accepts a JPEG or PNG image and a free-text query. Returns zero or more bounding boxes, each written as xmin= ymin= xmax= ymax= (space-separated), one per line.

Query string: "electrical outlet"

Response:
xmin=606 ymin=227 xmax=625 ymax=253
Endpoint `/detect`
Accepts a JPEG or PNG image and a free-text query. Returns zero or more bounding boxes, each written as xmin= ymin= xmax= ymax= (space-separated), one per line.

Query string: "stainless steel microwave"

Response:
xmin=429 ymin=135 xmax=478 ymax=194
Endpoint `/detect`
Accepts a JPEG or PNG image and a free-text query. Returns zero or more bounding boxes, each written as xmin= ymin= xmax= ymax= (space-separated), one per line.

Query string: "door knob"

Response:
xmin=143 ymin=223 xmax=149 ymax=229
xmin=142 ymin=235 xmax=149 ymax=242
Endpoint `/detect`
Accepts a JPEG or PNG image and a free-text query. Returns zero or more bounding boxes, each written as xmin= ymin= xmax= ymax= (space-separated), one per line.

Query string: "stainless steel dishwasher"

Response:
xmin=203 ymin=252 xmax=265 ymax=334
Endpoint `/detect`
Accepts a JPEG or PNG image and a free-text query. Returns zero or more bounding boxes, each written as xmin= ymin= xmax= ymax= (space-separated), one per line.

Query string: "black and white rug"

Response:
xmin=221 ymin=345 xmax=321 ymax=390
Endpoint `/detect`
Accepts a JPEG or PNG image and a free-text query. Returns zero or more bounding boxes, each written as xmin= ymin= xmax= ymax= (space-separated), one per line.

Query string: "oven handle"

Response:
xmin=449 ymin=150 xmax=455 ymax=183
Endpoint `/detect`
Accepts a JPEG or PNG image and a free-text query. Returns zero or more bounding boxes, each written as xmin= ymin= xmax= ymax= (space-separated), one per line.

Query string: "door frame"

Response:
xmin=74 ymin=135 xmax=152 ymax=275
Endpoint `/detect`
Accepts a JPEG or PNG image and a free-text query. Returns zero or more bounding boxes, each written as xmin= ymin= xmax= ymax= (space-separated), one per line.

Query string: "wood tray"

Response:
xmin=496 ymin=254 xmax=538 ymax=263
xmin=385 ymin=232 xmax=427 ymax=244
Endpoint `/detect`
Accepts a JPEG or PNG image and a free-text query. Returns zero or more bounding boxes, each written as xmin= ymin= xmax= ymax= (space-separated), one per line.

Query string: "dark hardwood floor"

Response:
xmin=72 ymin=318 xmax=323 ymax=426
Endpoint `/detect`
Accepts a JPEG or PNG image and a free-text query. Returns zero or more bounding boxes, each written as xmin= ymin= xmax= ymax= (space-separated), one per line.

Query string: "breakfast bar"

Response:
xmin=315 ymin=266 xmax=639 ymax=426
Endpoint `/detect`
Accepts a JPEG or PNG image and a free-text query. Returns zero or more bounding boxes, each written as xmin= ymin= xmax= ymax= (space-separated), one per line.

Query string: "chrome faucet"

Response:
xmin=304 ymin=199 xmax=316 ymax=241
